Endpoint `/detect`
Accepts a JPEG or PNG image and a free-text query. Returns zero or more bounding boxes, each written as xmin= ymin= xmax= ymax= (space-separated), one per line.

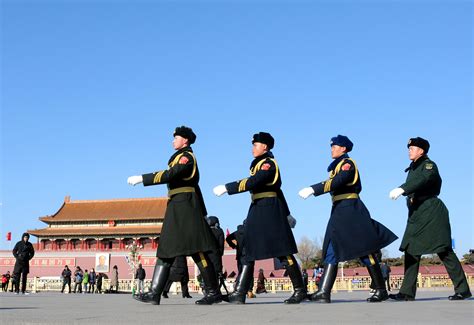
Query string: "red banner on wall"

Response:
xmin=0 ymin=258 xmax=76 ymax=267
xmin=138 ymin=257 xmax=157 ymax=266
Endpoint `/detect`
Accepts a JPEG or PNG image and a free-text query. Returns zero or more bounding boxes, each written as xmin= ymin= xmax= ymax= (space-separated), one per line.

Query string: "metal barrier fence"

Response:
xmin=4 ymin=273 xmax=470 ymax=294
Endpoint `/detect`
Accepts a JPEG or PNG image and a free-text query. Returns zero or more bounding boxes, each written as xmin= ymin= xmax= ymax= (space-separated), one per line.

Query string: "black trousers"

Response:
xmin=163 ymin=277 xmax=190 ymax=297
xmin=61 ymin=278 xmax=71 ymax=293
xmin=400 ymin=249 xmax=470 ymax=297
xmin=12 ymin=264 xmax=28 ymax=293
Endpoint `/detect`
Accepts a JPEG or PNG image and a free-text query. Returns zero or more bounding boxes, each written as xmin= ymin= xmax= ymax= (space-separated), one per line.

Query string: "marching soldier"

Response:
xmin=213 ymin=132 xmax=306 ymax=304
xmin=388 ymin=137 xmax=471 ymax=301
xmin=127 ymin=126 xmax=221 ymax=305
xmin=299 ymin=135 xmax=397 ymax=303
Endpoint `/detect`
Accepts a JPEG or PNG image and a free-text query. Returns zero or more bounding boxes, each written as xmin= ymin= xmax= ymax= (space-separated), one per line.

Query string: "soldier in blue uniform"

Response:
xmin=213 ymin=132 xmax=306 ymax=304
xmin=127 ymin=126 xmax=221 ymax=305
xmin=299 ymin=135 xmax=397 ymax=303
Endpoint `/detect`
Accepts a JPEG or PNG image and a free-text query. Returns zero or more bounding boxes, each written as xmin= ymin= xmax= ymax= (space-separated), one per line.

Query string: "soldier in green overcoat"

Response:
xmin=388 ymin=137 xmax=471 ymax=301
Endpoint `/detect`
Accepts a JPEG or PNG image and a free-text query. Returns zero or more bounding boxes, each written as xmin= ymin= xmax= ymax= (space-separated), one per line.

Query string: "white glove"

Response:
xmin=389 ymin=187 xmax=405 ymax=200
xmin=127 ymin=175 xmax=143 ymax=186
xmin=213 ymin=185 xmax=228 ymax=196
xmin=287 ymin=214 xmax=297 ymax=229
xmin=298 ymin=187 xmax=315 ymax=199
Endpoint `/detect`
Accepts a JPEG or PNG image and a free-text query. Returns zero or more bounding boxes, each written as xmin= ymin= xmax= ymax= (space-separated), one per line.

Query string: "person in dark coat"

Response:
xmin=256 ymin=269 xmax=267 ymax=294
xmin=96 ymin=273 xmax=103 ymax=294
xmin=162 ymin=256 xmax=192 ymax=298
xmin=89 ymin=268 xmax=96 ymax=294
xmin=135 ymin=264 xmax=146 ymax=297
xmin=128 ymin=126 xmax=221 ymax=305
xmin=207 ymin=216 xmax=227 ymax=294
xmin=299 ymin=135 xmax=397 ymax=303
xmin=214 ymin=132 xmax=306 ymax=304
xmin=12 ymin=232 xmax=35 ymax=294
xmin=61 ymin=265 xmax=72 ymax=293
xmin=388 ymin=137 xmax=471 ymax=301
xmin=302 ymin=269 xmax=309 ymax=291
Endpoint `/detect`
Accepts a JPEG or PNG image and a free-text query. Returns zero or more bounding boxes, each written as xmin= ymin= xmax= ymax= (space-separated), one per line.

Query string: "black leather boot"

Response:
xmin=366 ymin=264 xmax=389 ymax=302
xmin=134 ymin=264 xmax=170 ymax=305
xmin=194 ymin=256 xmax=222 ymax=305
xmin=388 ymin=292 xmax=415 ymax=301
xmin=226 ymin=264 xmax=254 ymax=304
xmin=448 ymin=291 xmax=472 ymax=300
xmin=284 ymin=259 xmax=307 ymax=304
xmin=310 ymin=264 xmax=337 ymax=303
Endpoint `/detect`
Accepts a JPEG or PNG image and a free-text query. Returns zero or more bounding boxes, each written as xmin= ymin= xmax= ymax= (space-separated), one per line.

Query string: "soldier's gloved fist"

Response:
xmin=389 ymin=187 xmax=404 ymax=200
xmin=213 ymin=185 xmax=228 ymax=196
xmin=298 ymin=187 xmax=314 ymax=199
xmin=127 ymin=175 xmax=143 ymax=186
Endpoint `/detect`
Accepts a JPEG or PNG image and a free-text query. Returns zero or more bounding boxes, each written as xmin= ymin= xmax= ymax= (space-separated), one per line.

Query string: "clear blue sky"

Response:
xmin=1 ymin=0 xmax=472 ymax=258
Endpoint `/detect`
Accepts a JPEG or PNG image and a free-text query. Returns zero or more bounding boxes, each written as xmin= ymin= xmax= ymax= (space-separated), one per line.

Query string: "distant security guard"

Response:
xmin=299 ymin=135 xmax=397 ymax=303
xmin=388 ymin=137 xmax=471 ymax=301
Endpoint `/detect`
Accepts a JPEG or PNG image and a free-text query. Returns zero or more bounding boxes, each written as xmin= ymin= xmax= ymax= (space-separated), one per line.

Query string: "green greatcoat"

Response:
xmin=399 ymin=155 xmax=452 ymax=255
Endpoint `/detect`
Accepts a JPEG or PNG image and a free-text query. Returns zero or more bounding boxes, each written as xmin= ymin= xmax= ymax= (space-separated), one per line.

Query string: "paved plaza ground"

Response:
xmin=1 ymin=289 xmax=472 ymax=324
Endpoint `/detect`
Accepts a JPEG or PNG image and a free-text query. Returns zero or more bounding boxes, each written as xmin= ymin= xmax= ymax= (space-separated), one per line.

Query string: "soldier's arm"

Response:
xmin=310 ymin=160 xmax=356 ymax=196
xmin=142 ymin=153 xmax=194 ymax=186
xmin=226 ymin=160 xmax=276 ymax=195
xmin=400 ymin=162 xmax=438 ymax=195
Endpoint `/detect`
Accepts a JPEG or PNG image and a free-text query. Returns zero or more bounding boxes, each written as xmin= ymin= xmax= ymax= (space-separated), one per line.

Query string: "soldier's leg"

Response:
xmin=278 ymin=255 xmax=307 ymax=304
xmin=225 ymin=261 xmax=254 ymax=304
xmin=162 ymin=279 xmax=172 ymax=298
xmin=181 ymin=275 xmax=192 ymax=298
xmin=134 ymin=257 xmax=173 ymax=305
xmin=360 ymin=253 xmax=388 ymax=302
xmin=191 ymin=252 xmax=222 ymax=305
xmin=390 ymin=252 xmax=419 ymax=300
xmin=310 ymin=242 xmax=338 ymax=303
xmin=12 ymin=264 xmax=21 ymax=294
xmin=437 ymin=249 xmax=472 ymax=300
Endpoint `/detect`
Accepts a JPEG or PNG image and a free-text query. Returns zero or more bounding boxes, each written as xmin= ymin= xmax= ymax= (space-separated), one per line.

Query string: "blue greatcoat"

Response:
xmin=311 ymin=154 xmax=397 ymax=262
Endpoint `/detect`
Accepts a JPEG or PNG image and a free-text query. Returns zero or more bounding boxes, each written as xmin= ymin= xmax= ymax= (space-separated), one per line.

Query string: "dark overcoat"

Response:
xmin=311 ymin=154 xmax=397 ymax=262
xmin=12 ymin=238 xmax=35 ymax=274
xmin=142 ymin=146 xmax=217 ymax=258
xmin=226 ymin=151 xmax=298 ymax=261
xmin=167 ymin=256 xmax=189 ymax=282
xmin=399 ymin=156 xmax=452 ymax=255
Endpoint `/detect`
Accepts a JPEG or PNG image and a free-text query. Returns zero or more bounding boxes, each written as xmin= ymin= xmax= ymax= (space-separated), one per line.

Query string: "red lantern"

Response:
xmin=6 ymin=232 xmax=12 ymax=241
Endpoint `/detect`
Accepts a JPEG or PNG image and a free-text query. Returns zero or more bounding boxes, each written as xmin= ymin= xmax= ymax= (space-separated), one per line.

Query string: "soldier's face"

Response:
xmin=173 ymin=136 xmax=188 ymax=150
xmin=331 ymin=145 xmax=346 ymax=159
xmin=408 ymin=146 xmax=424 ymax=161
xmin=252 ymin=142 xmax=268 ymax=157
xmin=23 ymin=236 xmax=29 ymax=242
